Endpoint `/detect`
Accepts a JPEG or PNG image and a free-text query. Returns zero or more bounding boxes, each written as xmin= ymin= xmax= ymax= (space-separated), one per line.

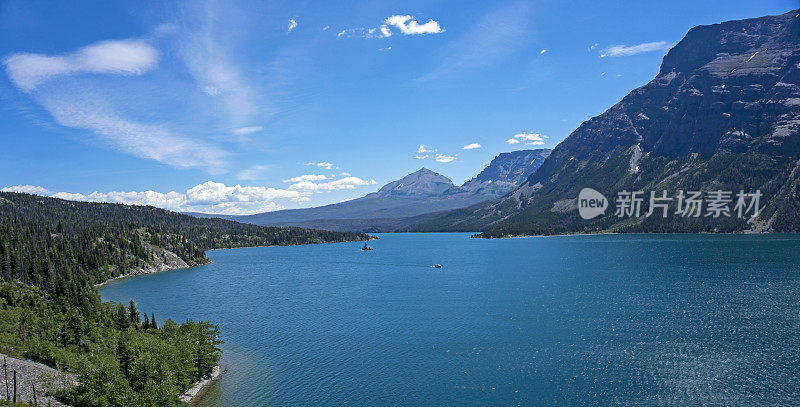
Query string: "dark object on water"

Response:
xmin=433 ymin=264 xmax=442 ymax=268
xmin=362 ymin=242 xmax=373 ymax=251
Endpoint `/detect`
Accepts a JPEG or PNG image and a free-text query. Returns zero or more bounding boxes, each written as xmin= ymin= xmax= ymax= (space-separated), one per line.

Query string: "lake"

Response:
xmin=99 ymin=233 xmax=800 ymax=406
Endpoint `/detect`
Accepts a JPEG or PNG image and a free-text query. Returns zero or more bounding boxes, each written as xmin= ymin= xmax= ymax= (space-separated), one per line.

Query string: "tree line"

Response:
xmin=0 ymin=192 xmax=369 ymax=405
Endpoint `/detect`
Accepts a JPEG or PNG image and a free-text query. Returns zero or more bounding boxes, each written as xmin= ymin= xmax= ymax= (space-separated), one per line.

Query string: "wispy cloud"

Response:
xmin=38 ymin=90 xmax=227 ymax=170
xmin=283 ymin=174 xmax=329 ymax=182
xmin=336 ymin=27 xmax=388 ymax=39
xmin=434 ymin=153 xmax=456 ymax=163
xmin=178 ymin=2 xmax=258 ymax=127
xmin=4 ymin=37 xmax=228 ymax=171
xmin=288 ymin=19 xmax=298 ymax=33
xmin=462 ymin=143 xmax=481 ymax=150
xmin=416 ymin=2 xmax=531 ymax=82
xmin=384 ymin=15 xmax=444 ymax=35
xmin=600 ymin=41 xmax=672 ymax=57
xmin=506 ymin=131 xmax=547 ymax=146
xmin=232 ymin=125 xmax=263 ymax=135
xmin=4 ymin=39 xmax=159 ymax=92
xmin=288 ymin=176 xmax=376 ymax=192
xmin=237 ymin=164 xmax=271 ymax=181
xmin=540 ymin=49 xmax=547 ymax=54
xmin=413 ymin=154 xmax=429 ymax=160
xmin=417 ymin=144 xmax=432 ymax=153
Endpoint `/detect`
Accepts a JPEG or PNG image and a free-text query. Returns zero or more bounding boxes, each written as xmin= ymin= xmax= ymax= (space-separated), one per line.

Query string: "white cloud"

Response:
xmin=414 ymin=154 xmax=429 ymax=160
xmin=233 ymin=125 xmax=263 ymax=135
xmin=283 ymin=174 xmax=329 ymax=182
xmin=384 ymin=15 xmax=444 ymax=35
xmin=3 ymin=174 xmax=381 ymax=214
xmin=434 ymin=153 xmax=456 ymax=163
xmin=462 ymin=143 xmax=482 ymax=150
xmin=417 ymin=144 xmax=432 ymax=153
xmin=44 ymin=182 xmax=299 ymax=215
xmin=322 ymin=26 xmax=330 ymax=31
xmin=508 ymin=131 xmax=547 ymax=146
xmin=288 ymin=19 xmax=298 ymax=33
xmin=338 ymin=15 xmax=440 ymax=40
xmin=185 ymin=181 xmax=305 ymax=204
xmin=4 ymin=39 xmax=159 ymax=92
xmin=540 ymin=49 xmax=547 ymax=54
xmin=288 ymin=176 xmax=376 ymax=192
xmin=600 ymin=71 xmax=606 ymax=76
xmin=306 ymin=161 xmax=336 ymax=170
xmin=1 ymin=185 xmax=52 ymax=194
xmin=50 ymin=192 xmax=89 ymax=201
xmin=589 ymin=42 xmax=599 ymax=51
xmin=600 ymin=41 xmax=672 ymax=57
xmin=48 ymin=190 xmax=186 ymax=211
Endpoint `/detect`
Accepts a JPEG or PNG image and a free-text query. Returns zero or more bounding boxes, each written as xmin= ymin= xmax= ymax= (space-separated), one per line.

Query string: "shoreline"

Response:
xmin=205 ymin=236 xmax=378 ymax=252
xmin=475 ymin=230 xmax=779 ymax=239
xmin=97 ymin=237 xmax=376 ymax=287
xmin=94 ymin=262 xmax=205 ymax=288
xmin=180 ymin=365 xmax=222 ymax=404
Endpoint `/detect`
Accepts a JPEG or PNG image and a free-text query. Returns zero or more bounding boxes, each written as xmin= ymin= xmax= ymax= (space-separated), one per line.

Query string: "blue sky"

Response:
xmin=1 ymin=0 xmax=795 ymax=214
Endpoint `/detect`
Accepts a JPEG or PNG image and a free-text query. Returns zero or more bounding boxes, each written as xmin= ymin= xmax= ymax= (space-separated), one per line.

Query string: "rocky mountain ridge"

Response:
xmin=411 ymin=8 xmax=800 ymax=236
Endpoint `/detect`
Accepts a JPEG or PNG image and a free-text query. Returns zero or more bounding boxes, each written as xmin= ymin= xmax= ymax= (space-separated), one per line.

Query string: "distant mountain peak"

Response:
xmin=377 ymin=168 xmax=454 ymax=196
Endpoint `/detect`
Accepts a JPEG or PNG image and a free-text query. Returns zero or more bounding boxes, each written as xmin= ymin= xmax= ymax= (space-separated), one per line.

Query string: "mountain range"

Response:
xmin=197 ymin=149 xmax=551 ymax=231
xmin=413 ymin=8 xmax=800 ymax=236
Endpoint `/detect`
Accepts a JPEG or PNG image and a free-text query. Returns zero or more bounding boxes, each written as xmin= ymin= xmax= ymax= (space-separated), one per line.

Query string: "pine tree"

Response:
xmin=151 ymin=312 xmax=157 ymax=330
xmin=128 ymin=300 xmax=140 ymax=325
xmin=116 ymin=304 xmax=130 ymax=329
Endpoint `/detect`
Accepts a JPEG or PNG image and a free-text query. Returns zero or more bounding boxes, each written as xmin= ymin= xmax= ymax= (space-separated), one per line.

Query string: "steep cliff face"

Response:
xmin=414 ymin=9 xmax=800 ymax=236
xmin=462 ymin=149 xmax=551 ymax=193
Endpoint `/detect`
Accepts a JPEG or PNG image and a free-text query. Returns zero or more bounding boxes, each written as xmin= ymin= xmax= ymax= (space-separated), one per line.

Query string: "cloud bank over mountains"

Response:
xmin=2 ymin=173 xmax=377 ymax=215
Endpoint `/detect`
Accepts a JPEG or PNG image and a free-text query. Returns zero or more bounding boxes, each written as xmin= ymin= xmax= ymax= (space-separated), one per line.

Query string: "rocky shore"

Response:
xmin=179 ymin=365 xmax=221 ymax=404
xmin=0 ymin=353 xmax=77 ymax=406
xmin=95 ymin=244 xmax=203 ymax=287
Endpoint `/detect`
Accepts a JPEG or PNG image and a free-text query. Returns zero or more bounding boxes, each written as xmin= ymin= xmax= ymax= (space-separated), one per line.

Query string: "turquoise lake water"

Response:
xmin=98 ymin=233 xmax=800 ymax=406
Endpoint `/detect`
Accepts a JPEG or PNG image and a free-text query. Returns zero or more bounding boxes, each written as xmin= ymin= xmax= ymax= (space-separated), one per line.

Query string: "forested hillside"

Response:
xmin=0 ymin=192 xmax=369 ymax=296
xmin=0 ymin=192 xmax=369 ymax=405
